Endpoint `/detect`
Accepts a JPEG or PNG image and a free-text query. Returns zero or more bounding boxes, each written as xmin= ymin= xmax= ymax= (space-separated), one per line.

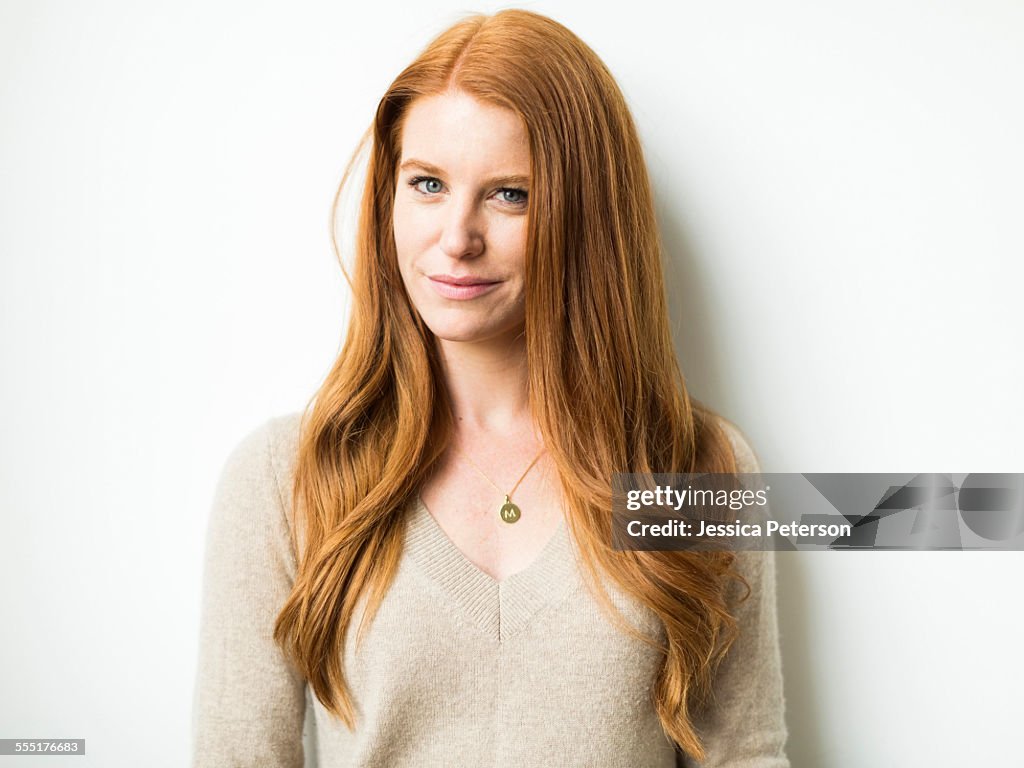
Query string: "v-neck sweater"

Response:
xmin=192 ymin=412 xmax=789 ymax=767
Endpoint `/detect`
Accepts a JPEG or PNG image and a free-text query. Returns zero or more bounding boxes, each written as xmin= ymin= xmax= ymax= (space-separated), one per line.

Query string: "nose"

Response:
xmin=438 ymin=196 xmax=484 ymax=260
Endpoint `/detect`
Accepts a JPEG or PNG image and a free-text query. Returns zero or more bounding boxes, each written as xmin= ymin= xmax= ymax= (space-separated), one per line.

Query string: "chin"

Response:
xmin=419 ymin=311 xmax=524 ymax=346
xmin=426 ymin=324 xmax=509 ymax=344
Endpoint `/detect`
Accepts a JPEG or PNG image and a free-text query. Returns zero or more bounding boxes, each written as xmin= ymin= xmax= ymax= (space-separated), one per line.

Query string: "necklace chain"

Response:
xmin=455 ymin=446 xmax=546 ymax=524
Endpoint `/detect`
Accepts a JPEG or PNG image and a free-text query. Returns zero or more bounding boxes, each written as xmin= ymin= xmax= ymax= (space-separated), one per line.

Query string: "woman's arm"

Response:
xmin=679 ymin=422 xmax=790 ymax=767
xmin=191 ymin=417 xmax=307 ymax=767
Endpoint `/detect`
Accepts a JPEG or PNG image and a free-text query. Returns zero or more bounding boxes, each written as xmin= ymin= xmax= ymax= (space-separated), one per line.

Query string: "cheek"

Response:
xmin=391 ymin=198 xmax=411 ymax=264
xmin=392 ymin=203 xmax=434 ymax=302
xmin=392 ymin=198 xmax=435 ymax=259
xmin=496 ymin=219 xmax=529 ymax=271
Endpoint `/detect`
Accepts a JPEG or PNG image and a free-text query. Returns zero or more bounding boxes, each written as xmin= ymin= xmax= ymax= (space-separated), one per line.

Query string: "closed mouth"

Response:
xmin=428 ymin=274 xmax=501 ymax=286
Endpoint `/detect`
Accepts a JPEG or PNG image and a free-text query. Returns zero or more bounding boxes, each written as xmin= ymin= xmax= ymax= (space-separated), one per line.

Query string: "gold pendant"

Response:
xmin=499 ymin=494 xmax=521 ymax=524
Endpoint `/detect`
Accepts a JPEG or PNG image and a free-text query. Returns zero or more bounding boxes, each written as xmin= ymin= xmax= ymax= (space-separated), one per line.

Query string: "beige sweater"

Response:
xmin=192 ymin=412 xmax=789 ymax=767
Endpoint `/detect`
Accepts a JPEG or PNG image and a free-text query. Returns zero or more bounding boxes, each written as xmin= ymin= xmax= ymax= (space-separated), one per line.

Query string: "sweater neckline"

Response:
xmin=405 ymin=494 xmax=578 ymax=641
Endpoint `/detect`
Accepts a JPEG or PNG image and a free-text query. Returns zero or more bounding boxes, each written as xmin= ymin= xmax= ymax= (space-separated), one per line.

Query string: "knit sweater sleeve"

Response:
xmin=191 ymin=417 xmax=307 ymax=767
xmin=679 ymin=421 xmax=790 ymax=767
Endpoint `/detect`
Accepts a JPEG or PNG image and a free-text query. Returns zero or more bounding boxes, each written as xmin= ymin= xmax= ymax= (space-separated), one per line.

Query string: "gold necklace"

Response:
xmin=457 ymin=447 xmax=546 ymax=524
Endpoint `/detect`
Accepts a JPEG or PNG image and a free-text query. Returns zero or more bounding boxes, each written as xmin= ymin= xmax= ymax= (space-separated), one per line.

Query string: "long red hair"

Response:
xmin=273 ymin=10 xmax=746 ymax=761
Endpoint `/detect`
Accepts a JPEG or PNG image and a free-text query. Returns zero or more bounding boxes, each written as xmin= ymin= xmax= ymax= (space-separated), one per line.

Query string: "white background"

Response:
xmin=1 ymin=1 xmax=1022 ymax=766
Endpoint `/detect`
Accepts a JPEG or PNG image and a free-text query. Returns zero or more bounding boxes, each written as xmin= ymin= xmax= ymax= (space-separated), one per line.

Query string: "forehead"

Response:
xmin=398 ymin=90 xmax=530 ymax=177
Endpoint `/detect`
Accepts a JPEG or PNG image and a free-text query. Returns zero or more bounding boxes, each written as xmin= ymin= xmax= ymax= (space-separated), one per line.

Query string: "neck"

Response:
xmin=435 ymin=332 xmax=535 ymax=438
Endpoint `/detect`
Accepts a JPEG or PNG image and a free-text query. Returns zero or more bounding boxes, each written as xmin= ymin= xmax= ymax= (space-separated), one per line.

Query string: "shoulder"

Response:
xmin=265 ymin=410 xmax=304 ymax=485
xmin=207 ymin=412 xmax=306 ymax=564
xmin=711 ymin=417 xmax=773 ymax=592
xmin=217 ymin=411 xmax=305 ymax=505
xmin=714 ymin=416 xmax=762 ymax=474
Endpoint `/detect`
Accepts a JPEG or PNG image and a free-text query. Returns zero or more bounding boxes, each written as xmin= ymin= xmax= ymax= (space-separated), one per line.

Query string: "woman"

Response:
xmin=193 ymin=9 xmax=789 ymax=767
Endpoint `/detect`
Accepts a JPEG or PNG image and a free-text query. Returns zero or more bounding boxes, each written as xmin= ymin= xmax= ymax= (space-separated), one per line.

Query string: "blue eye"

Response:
xmin=410 ymin=176 xmax=443 ymax=194
xmin=498 ymin=188 xmax=528 ymax=205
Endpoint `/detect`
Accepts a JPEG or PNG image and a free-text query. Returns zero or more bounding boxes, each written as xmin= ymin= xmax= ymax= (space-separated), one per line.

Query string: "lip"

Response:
xmin=427 ymin=274 xmax=502 ymax=300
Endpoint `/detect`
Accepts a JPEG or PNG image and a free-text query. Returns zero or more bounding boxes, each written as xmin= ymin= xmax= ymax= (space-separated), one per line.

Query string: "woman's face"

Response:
xmin=392 ymin=90 xmax=531 ymax=346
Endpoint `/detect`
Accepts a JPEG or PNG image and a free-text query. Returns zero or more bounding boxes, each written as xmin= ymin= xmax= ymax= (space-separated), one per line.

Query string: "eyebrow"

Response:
xmin=398 ymin=158 xmax=530 ymax=187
